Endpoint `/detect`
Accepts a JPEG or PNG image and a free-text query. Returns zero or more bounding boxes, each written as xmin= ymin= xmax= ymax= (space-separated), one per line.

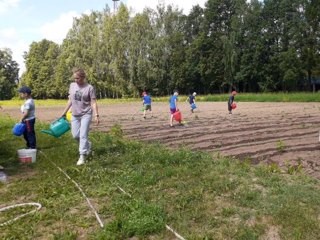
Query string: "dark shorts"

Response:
xmin=170 ymin=108 xmax=176 ymax=114
xmin=144 ymin=104 xmax=151 ymax=111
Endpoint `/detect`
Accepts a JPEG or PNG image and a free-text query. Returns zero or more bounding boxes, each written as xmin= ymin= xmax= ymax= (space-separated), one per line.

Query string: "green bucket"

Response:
xmin=41 ymin=117 xmax=70 ymax=138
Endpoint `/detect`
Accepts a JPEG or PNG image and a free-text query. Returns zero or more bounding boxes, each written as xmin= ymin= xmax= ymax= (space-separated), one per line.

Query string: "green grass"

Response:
xmin=0 ymin=116 xmax=320 ymax=239
xmin=1 ymin=92 xmax=320 ymax=107
xmin=197 ymin=92 xmax=320 ymax=102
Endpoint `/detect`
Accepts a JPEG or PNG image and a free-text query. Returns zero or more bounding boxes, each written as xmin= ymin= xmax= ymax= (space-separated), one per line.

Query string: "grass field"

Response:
xmin=1 ymin=92 xmax=320 ymax=107
xmin=1 ymin=116 xmax=320 ymax=239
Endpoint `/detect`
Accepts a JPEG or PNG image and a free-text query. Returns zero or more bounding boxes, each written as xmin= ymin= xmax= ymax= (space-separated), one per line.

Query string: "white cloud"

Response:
xmin=40 ymin=11 xmax=80 ymax=44
xmin=0 ymin=11 xmax=82 ymax=76
xmin=126 ymin=0 xmax=207 ymax=14
xmin=0 ymin=27 xmax=28 ymax=74
xmin=0 ymin=0 xmax=20 ymax=14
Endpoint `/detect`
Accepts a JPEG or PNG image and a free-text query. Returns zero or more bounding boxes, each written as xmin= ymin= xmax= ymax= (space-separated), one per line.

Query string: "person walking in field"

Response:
xmin=169 ymin=90 xmax=180 ymax=127
xmin=61 ymin=68 xmax=100 ymax=166
xmin=19 ymin=86 xmax=36 ymax=149
xmin=228 ymin=91 xmax=237 ymax=114
xmin=142 ymin=91 xmax=153 ymax=119
xmin=186 ymin=92 xmax=197 ymax=113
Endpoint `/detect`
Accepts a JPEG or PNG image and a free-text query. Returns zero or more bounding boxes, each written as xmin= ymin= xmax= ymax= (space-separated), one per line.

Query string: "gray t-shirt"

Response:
xmin=69 ymin=82 xmax=96 ymax=116
xmin=20 ymin=99 xmax=35 ymax=120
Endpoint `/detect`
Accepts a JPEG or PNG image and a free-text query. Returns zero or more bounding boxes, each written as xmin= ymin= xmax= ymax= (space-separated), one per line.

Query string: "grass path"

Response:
xmin=0 ymin=116 xmax=320 ymax=239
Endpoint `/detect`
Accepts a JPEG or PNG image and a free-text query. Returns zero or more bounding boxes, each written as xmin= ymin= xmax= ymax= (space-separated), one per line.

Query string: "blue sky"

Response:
xmin=0 ymin=0 xmax=207 ymax=75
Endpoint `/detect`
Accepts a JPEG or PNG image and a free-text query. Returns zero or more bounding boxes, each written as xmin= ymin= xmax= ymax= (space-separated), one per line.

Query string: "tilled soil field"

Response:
xmin=3 ymin=102 xmax=320 ymax=178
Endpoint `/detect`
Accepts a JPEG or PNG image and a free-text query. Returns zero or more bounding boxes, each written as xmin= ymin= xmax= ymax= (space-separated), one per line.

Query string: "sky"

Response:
xmin=0 ymin=0 xmax=207 ymax=75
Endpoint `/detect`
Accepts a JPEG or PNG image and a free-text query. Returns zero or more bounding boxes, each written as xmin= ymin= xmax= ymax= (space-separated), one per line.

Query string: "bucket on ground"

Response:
xmin=173 ymin=111 xmax=182 ymax=122
xmin=41 ymin=117 xmax=70 ymax=138
xmin=17 ymin=149 xmax=37 ymax=163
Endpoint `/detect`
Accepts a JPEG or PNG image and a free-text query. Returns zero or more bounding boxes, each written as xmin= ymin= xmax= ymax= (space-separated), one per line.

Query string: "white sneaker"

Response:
xmin=77 ymin=155 xmax=85 ymax=166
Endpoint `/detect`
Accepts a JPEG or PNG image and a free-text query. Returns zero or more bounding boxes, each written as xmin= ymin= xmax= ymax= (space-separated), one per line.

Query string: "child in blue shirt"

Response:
xmin=169 ymin=90 xmax=179 ymax=127
xmin=142 ymin=92 xmax=153 ymax=118
xmin=186 ymin=92 xmax=197 ymax=113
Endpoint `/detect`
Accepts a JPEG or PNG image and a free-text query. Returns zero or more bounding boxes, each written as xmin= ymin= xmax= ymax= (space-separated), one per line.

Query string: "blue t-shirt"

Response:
xmin=169 ymin=95 xmax=178 ymax=109
xmin=189 ymin=95 xmax=195 ymax=104
xmin=143 ymin=95 xmax=151 ymax=105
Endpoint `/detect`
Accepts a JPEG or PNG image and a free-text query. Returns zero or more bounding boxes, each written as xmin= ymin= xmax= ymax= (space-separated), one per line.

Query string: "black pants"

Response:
xmin=23 ymin=118 xmax=36 ymax=149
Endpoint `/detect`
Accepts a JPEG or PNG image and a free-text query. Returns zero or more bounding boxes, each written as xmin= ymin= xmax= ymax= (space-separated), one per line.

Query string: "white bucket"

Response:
xmin=17 ymin=149 xmax=37 ymax=163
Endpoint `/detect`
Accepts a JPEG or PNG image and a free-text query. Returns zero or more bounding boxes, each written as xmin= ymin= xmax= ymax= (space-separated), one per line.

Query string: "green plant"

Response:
xmin=285 ymin=158 xmax=303 ymax=175
xmin=276 ymin=140 xmax=286 ymax=152
xmin=267 ymin=163 xmax=281 ymax=173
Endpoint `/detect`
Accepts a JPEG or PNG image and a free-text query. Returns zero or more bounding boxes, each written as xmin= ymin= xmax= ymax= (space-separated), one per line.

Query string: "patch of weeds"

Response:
xmin=276 ymin=140 xmax=286 ymax=152
xmin=96 ymin=199 xmax=166 ymax=239
xmin=211 ymin=176 xmax=239 ymax=195
xmin=273 ymin=204 xmax=320 ymax=239
xmin=234 ymin=188 xmax=261 ymax=208
xmin=235 ymin=224 xmax=265 ymax=240
xmin=267 ymin=162 xmax=281 ymax=173
xmin=285 ymin=158 xmax=303 ymax=175
xmin=237 ymin=158 xmax=251 ymax=173
xmin=53 ymin=231 xmax=78 ymax=240
xmin=109 ymin=124 xmax=123 ymax=138
xmin=221 ymin=207 xmax=237 ymax=217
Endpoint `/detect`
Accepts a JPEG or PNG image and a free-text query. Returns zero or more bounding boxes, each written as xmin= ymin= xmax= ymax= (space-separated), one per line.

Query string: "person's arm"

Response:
xmin=61 ymin=98 xmax=72 ymax=117
xmin=185 ymin=97 xmax=189 ymax=103
xmin=20 ymin=109 xmax=29 ymax=122
xmin=175 ymin=99 xmax=178 ymax=110
xmin=91 ymin=99 xmax=99 ymax=125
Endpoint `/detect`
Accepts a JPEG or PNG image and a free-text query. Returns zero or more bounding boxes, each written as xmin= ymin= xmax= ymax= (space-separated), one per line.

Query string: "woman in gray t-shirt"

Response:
xmin=61 ymin=68 xmax=100 ymax=165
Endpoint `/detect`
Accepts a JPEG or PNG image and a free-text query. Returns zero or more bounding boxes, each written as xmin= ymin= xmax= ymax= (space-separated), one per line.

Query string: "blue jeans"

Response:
xmin=71 ymin=113 xmax=92 ymax=155
xmin=23 ymin=118 xmax=36 ymax=149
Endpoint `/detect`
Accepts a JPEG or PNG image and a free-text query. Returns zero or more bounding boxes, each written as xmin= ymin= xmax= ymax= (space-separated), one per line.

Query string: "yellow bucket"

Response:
xmin=66 ymin=111 xmax=72 ymax=122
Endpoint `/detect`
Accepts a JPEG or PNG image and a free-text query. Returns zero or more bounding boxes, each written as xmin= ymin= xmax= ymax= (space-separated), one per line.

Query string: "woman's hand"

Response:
xmin=95 ymin=115 xmax=100 ymax=125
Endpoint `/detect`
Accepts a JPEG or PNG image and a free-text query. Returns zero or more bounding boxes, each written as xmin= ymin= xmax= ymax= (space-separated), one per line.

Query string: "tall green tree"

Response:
xmin=21 ymin=40 xmax=60 ymax=98
xmin=0 ymin=48 xmax=19 ymax=100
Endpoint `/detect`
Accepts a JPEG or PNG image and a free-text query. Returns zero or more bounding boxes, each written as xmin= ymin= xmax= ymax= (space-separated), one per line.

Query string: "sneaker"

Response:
xmin=86 ymin=141 xmax=92 ymax=155
xmin=77 ymin=155 xmax=85 ymax=166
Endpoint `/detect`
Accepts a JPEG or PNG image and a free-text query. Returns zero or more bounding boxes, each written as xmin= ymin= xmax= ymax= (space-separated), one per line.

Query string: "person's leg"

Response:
xmin=79 ymin=113 xmax=92 ymax=155
xmin=143 ymin=109 xmax=146 ymax=118
xmin=228 ymin=103 xmax=232 ymax=114
xmin=26 ymin=119 xmax=36 ymax=149
xmin=23 ymin=126 xmax=30 ymax=149
xmin=147 ymin=105 xmax=152 ymax=117
xmin=71 ymin=115 xmax=81 ymax=142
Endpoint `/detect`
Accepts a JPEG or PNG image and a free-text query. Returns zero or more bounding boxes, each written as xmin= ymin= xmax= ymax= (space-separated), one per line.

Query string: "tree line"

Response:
xmin=1 ymin=0 xmax=320 ymax=100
